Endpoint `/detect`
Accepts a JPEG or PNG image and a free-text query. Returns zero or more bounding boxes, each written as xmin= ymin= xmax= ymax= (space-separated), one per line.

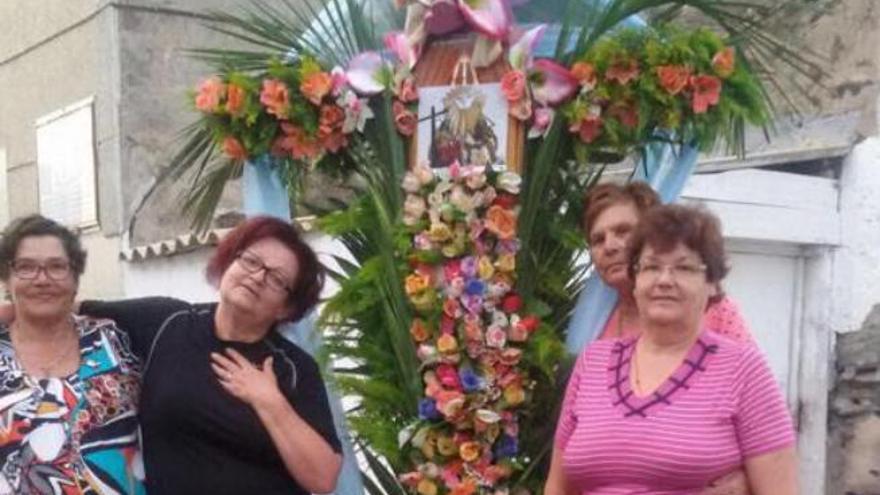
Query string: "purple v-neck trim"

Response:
xmin=606 ymin=331 xmax=719 ymax=418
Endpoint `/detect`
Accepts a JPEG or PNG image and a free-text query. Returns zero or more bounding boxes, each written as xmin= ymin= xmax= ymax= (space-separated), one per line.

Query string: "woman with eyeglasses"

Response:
xmin=0 ymin=215 xmax=145 ymax=494
xmin=545 ymin=205 xmax=797 ymax=495
xmin=74 ymin=216 xmax=342 ymax=494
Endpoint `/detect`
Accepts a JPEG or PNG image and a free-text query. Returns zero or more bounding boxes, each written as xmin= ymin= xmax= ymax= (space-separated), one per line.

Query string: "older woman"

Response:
xmin=546 ymin=205 xmax=797 ymax=494
xmin=582 ymin=182 xmax=750 ymax=342
xmin=76 ymin=216 xmax=342 ymax=494
xmin=0 ymin=215 xmax=144 ymax=494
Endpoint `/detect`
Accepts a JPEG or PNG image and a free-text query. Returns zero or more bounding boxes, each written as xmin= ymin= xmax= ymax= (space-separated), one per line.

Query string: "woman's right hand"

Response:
xmin=701 ymin=469 xmax=750 ymax=495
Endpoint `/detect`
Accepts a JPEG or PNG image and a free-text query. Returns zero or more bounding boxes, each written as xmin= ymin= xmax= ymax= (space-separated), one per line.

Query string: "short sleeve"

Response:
xmin=80 ymin=297 xmax=192 ymax=360
xmin=731 ymin=346 xmax=795 ymax=458
xmin=704 ymin=296 xmax=753 ymax=343
xmin=554 ymin=349 xmax=590 ymax=451
xmin=278 ymin=347 xmax=343 ymax=454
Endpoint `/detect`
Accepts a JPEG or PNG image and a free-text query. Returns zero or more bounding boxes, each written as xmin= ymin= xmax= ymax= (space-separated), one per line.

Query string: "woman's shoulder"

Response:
xmin=704 ymin=296 xmax=753 ymax=343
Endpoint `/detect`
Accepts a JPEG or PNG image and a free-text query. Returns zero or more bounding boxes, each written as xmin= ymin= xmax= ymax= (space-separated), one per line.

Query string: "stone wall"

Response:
xmin=828 ymin=304 xmax=880 ymax=495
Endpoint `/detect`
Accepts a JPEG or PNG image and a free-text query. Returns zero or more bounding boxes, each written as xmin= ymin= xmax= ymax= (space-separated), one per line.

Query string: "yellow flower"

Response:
xmin=405 ymin=273 xmax=431 ymax=296
xmin=477 ymin=256 xmax=495 ymax=280
xmin=459 ymin=441 xmax=482 ymax=462
xmin=504 ymin=383 xmax=526 ymax=406
xmin=437 ymin=436 xmax=457 ymax=456
xmin=495 ymin=253 xmax=516 ymax=273
xmin=420 ymin=433 xmax=436 ymax=459
xmin=428 ymin=222 xmax=453 ymax=242
xmin=409 ymin=290 xmax=436 ymax=312
xmin=417 ymin=479 xmax=438 ymax=495
xmin=437 ymin=334 xmax=458 ymax=354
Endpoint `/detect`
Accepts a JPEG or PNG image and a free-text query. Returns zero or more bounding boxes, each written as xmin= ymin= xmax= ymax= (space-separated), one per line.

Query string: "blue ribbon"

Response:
xmin=564 ymin=142 xmax=700 ymax=354
xmin=243 ymin=156 xmax=364 ymax=495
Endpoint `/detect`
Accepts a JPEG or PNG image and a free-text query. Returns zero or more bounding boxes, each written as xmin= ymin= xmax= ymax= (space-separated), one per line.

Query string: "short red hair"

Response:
xmin=582 ymin=182 xmax=660 ymax=235
xmin=206 ymin=216 xmax=324 ymax=323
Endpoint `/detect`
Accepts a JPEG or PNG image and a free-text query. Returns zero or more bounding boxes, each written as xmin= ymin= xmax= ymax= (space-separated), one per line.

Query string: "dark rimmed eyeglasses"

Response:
xmin=9 ymin=259 xmax=72 ymax=281
xmin=235 ymin=251 xmax=294 ymax=293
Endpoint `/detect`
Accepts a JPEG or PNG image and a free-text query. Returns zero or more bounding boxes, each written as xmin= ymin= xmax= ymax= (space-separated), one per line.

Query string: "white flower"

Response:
xmin=403 ymin=194 xmax=426 ymax=220
xmin=402 ymin=173 xmax=421 ymax=193
xmin=339 ymin=91 xmax=373 ymax=134
xmin=414 ymin=165 xmax=434 ymax=185
xmin=497 ymin=172 xmax=522 ymax=194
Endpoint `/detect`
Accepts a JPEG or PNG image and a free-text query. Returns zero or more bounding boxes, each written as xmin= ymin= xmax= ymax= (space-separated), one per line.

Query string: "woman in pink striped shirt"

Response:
xmin=545 ymin=205 xmax=797 ymax=495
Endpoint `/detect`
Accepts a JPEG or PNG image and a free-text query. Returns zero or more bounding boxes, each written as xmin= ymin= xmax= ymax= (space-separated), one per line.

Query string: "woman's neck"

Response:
xmin=13 ymin=314 xmax=73 ymax=342
xmin=640 ymin=319 xmax=702 ymax=354
xmin=214 ymin=303 xmax=272 ymax=343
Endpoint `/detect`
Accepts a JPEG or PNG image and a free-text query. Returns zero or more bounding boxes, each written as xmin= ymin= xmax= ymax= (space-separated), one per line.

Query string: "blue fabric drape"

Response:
xmin=564 ymin=142 xmax=700 ymax=355
xmin=243 ymin=156 xmax=364 ymax=495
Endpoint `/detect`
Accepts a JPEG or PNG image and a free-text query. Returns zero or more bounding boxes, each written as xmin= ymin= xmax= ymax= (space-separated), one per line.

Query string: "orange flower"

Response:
xmin=606 ymin=59 xmax=640 ymax=85
xmin=320 ymin=131 xmax=348 ymax=154
xmin=416 ymin=479 xmax=438 ymax=495
xmin=300 ymin=71 xmax=333 ymax=105
xmin=274 ymin=123 xmax=321 ymax=161
xmin=195 ymin=76 xmax=225 ymax=112
xmin=504 ymin=383 xmax=526 ymax=406
xmin=500 ymin=70 xmax=526 ymax=102
xmin=691 ymin=74 xmax=722 ymax=114
xmin=459 ymin=442 xmax=482 ymax=462
xmin=260 ymin=79 xmax=290 ymax=118
xmin=410 ymin=319 xmax=431 ymax=342
xmin=318 ymin=105 xmax=345 ymax=138
xmin=571 ymin=62 xmax=597 ymax=89
xmin=225 ymin=83 xmax=246 ymax=116
xmin=712 ymin=47 xmax=736 ymax=79
xmin=405 ymin=273 xmax=431 ymax=295
xmin=222 ymin=136 xmax=247 ymax=160
xmin=437 ymin=334 xmax=458 ymax=353
xmin=484 ymin=205 xmax=517 ymax=240
xmin=449 ymin=480 xmax=477 ymax=495
xmin=609 ymin=100 xmax=639 ymax=129
xmin=656 ymin=65 xmax=692 ymax=95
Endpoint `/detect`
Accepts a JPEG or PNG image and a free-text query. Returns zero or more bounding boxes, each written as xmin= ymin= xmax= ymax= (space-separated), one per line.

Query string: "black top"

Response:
xmin=80 ymin=297 xmax=342 ymax=495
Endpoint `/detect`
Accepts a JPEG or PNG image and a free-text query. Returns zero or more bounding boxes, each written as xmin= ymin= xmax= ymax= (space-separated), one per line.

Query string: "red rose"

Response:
xmin=492 ymin=193 xmax=518 ymax=209
xmin=520 ymin=315 xmax=540 ymax=332
xmin=501 ymin=293 xmax=523 ymax=314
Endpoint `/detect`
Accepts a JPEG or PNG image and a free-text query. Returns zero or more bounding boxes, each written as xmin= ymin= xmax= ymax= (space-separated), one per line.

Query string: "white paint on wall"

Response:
xmin=832 ymin=136 xmax=880 ymax=333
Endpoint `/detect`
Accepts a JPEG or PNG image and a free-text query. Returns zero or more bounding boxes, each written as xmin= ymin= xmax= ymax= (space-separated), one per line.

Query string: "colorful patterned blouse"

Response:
xmin=0 ymin=317 xmax=145 ymax=495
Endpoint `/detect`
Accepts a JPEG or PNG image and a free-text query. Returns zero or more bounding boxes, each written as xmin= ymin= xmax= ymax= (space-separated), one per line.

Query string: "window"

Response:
xmin=35 ymin=97 xmax=97 ymax=228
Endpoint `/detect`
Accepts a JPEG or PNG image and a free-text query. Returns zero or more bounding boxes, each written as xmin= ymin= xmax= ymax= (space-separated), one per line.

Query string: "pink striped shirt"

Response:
xmin=555 ymin=331 xmax=794 ymax=494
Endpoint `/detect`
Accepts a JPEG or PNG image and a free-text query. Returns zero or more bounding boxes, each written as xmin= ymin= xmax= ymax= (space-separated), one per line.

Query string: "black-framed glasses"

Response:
xmin=235 ymin=251 xmax=293 ymax=293
xmin=9 ymin=259 xmax=72 ymax=281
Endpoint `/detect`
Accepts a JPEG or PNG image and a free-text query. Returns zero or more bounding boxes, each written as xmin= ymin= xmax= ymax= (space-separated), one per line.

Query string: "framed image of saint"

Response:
xmin=409 ymin=37 xmax=524 ymax=174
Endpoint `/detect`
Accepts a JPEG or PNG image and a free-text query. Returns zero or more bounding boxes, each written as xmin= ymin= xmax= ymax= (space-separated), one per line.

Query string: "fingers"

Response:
xmin=210 ymin=363 xmax=234 ymax=381
xmin=262 ymin=356 xmax=274 ymax=374
xmin=211 ymin=351 xmax=238 ymax=371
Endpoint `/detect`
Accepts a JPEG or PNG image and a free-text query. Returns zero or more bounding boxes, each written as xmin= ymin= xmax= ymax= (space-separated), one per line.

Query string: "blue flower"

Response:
xmin=418 ymin=398 xmax=441 ymax=420
xmin=459 ymin=368 xmax=484 ymax=392
xmin=465 ymin=278 xmax=486 ymax=296
xmin=494 ymin=434 xmax=518 ymax=458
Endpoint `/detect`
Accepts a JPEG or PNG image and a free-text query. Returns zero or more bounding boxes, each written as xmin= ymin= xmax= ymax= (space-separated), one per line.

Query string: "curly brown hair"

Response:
xmin=627 ymin=204 xmax=728 ymax=304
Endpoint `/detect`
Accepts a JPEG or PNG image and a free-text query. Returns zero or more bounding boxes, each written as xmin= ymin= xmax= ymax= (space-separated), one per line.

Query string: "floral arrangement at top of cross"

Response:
xmin=398 ymin=162 xmax=539 ymax=495
xmin=192 ymin=55 xmax=374 ymax=165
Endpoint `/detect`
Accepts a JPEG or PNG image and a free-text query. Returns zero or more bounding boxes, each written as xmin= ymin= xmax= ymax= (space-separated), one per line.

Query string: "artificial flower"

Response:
xmin=394 ymin=100 xmax=418 ymax=136
xmin=222 ymin=136 xmax=247 ymax=160
xmin=461 ymin=294 xmax=484 ymax=315
xmin=609 ymin=100 xmax=639 ymax=129
xmin=195 ymin=76 xmax=225 ymax=112
xmin=419 ymin=398 xmax=442 ymax=420
xmin=494 ymin=435 xmax=518 ymax=458
xmin=437 ymin=334 xmax=459 ymax=353
xmin=495 ymin=253 xmax=515 ymax=273
xmin=573 ymin=114 xmax=603 ymax=143
xmin=477 ymin=256 xmax=496 ymax=280
xmin=346 ymin=51 xmax=390 ymax=95
xmin=397 ymin=75 xmax=420 ymax=103
xmin=385 ymin=31 xmax=420 ymax=70
xmin=225 ymin=83 xmax=246 ymax=116
xmin=435 ymin=389 xmax=466 ymax=417
xmin=417 ymin=343 xmax=439 ymax=363
xmin=503 ymin=383 xmax=526 ymax=406
xmin=415 ymin=165 xmax=435 ymax=185
xmin=450 ymin=480 xmax=477 ymax=495
xmin=458 ymin=441 xmax=482 ymax=462
xmin=443 ymin=297 xmax=462 ymax=319
xmin=300 ymin=71 xmax=333 ymax=105
xmin=656 ymin=65 xmax=692 ymax=95
xmin=509 ymin=96 xmax=532 ymax=121
xmin=501 ymin=70 xmax=527 ymax=102
xmin=339 ymin=92 xmax=374 ymax=133
xmin=437 ymin=435 xmax=458 ymax=456
xmin=509 ymin=24 xmax=546 ymax=70
xmin=417 ymin=479 xmax=438 ymax=495
xmin=260 ymin=79 xmax=290 ymax=118
xmin=447 ymin=276 xmax=466 ymax=298
xmin=486 ymin=326 xmax=507 ymax=348
xmin=404 ymin=195 xmax=428 ymax=224
xmin=457 ymin=0 xmax=513 ymax=40
xmin=691 ymin=74 xmax=722 ymax=114
xmin=275 ymin=124 xmax=321 ymax=161
xmin=531 ymin=59 xmax=578 ymax=106
xmin=508 ymin=320 xmax=529 ymax=342
xmin=428 ymin=222 xmax=454 ymax=242
xmin=484 ymin=205 xmax=517 ymax=240
xmin=606 ymin=58 xmax=640 ymax=85
xmin=571 ymin=61 xmax=598 ymax=90
xmin=712 ymin=47 xmax=736 ymax=78
xmin=400 ymin=471 xmax=424 ymax=488
xmin=501 ymin=293 xmax=522 ymax=314
xmin=406 ymin=273 xmax=432 ymax=296
xmin=411 ymin=319 xmax=432 ymax=342
xmin=460 ymin=368 xmax=484 ymax=392
xmin=330 ymin=66 xmax=348 ymax=96
xmin=499 ymin=348 xmax=523 ymax=366
xmin=529 ymin=106 xmax=554 ymax=139
xmin=496 ymin=172 xmax=521 ymax=194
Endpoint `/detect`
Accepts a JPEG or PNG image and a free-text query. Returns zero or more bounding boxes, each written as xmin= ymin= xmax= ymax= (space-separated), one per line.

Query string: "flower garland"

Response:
xmin=398 ymin=163 xmax=538 ymax=495
xmin=192 ymin=55 xmax=373 ymax=164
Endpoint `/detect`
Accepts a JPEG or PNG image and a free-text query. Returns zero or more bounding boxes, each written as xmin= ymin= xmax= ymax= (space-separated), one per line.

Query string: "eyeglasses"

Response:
xmin=633 ymin=261 xmax=707 ymax=281
xmin=9 ymin=259 xmax=72 ymax=281
xmin=236 ymin=251 xmax=293 ymax=293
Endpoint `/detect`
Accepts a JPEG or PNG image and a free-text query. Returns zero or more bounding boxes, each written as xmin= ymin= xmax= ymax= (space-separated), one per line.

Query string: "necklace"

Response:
xmin=631 ymin=342 xmax=643 ymax=394
xmin=11 ymin=323 xmax=80 ymax=377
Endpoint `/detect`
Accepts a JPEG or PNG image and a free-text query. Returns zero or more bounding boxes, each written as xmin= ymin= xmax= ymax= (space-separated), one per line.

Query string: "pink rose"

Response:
xmin=486 ymin=326 xmax=507 ymax=348
xmin=393 ymin=100 xmax=417 ymax=136
xmin=501 ymin=70 xmax=527 ymax=102
xmin=436 ymin=364 xmax=462 ymax=390
xmin=397 ymin=76 xmax=419 ymax=103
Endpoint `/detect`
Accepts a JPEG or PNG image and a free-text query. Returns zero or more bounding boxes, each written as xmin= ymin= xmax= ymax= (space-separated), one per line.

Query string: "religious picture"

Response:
xmin=417 ymin=83 xmax=509 ymax=172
